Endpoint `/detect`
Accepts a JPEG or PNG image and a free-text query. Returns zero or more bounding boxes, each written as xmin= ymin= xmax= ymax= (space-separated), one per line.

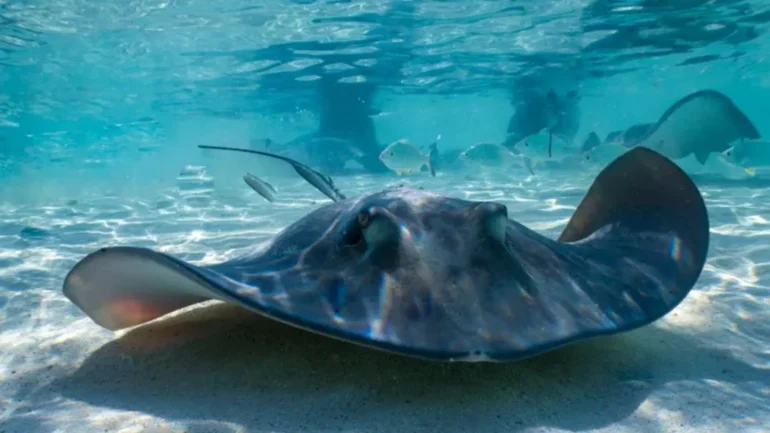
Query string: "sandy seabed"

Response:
xmin=1 ymin=165 xmax=769 ymax=433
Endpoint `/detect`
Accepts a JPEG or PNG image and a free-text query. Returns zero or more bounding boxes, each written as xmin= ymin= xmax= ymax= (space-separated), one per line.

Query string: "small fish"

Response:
xmin=720 ymin=139 xmax=770 ymax=168
xmin=459 ymin=142 xmax=535 ymax=175
xmin=679 ymin=152 xmax=756 ymax=179
xmin=243 ymin=173 xmax=277 ymax=203
xmin=703 ymin=153 xmax=757 ymax=179
xmin=198 ymin=145 xmax=346 ymax=202
xmin=513 ymin=132 xmax=576 ymax=167
xmin=581 ymin=143 xmax=629 ymax=167
xmin=378 ymin=137 xmax=439 ymax=177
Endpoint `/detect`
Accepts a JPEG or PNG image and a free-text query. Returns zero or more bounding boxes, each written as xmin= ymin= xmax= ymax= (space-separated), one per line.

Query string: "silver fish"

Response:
xmin=243 ymin=173 xmax=278 ymax=203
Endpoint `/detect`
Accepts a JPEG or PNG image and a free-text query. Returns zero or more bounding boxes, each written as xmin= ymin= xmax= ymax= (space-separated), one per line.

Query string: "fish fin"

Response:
xmin=559 ymin=147 xmax=709 ymax=290
xmin=695 ymin=151 xmax=709 ymax=165
xmin=395 ymin=169 xmax=403 ymax=176
xmin=531 ymin=159 xmax=540 ymax=168
xmin=62 ymin=247 xmax=219 ymax=330
xmin=745 ymin=167 xmax=756 ymax=176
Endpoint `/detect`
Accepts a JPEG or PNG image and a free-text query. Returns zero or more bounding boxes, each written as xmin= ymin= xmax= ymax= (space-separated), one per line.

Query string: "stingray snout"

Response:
xmin=473 ymin=201 xmax=508 ymax=244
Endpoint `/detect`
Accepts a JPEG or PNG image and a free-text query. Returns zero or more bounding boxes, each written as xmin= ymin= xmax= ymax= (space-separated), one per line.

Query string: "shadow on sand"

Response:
xmin=42 ymin=301 xmax=770 ymax=433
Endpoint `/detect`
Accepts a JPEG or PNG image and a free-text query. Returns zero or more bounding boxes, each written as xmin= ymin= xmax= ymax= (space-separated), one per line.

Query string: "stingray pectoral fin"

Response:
xmin=62 ymin=247 xmax=229 ymax=330
xmin=580 ymin=131 xmax=601 ymax=153
xmin=559 ymin=147 xmax=710 ymax=290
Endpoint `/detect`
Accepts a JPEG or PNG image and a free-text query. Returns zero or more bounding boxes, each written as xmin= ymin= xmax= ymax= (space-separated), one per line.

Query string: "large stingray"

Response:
xmin=610 ymin=90 xmax=759 ymax=164
xmin=62 ymin=147 xmax=709 ymax=362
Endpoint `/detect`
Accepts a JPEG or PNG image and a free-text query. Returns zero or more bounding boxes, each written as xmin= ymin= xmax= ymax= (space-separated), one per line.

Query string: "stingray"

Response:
xmin=61 ymin=147 xmax=709 ymax=362
xmin=624 ymin=90 xmax=759 ymax=164
xmin=505 ymin=90 xmax=581 ymax=158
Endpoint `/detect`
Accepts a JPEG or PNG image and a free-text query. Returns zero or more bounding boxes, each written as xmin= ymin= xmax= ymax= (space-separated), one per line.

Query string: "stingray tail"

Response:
xmin=198 ymin=144 xmax=347 ymax=202
xmin=558 ymin=147 xmax=710 ymax=290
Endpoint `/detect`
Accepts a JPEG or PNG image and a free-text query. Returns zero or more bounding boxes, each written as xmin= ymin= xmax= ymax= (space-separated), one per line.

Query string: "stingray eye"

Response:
xmin=342 ymin=210 xmax=370 ymax=247
xmin=357 ymin=210 xmax=370 ymax=228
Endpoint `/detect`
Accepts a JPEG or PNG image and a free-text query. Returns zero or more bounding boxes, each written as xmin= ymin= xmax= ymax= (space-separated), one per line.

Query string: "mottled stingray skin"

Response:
xmin=62 ymin=147 xmax=710 ymax=362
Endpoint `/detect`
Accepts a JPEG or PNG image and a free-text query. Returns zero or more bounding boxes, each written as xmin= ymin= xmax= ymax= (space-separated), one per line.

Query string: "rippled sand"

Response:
xmin=1 ymin=166 xmax=769 ymax=433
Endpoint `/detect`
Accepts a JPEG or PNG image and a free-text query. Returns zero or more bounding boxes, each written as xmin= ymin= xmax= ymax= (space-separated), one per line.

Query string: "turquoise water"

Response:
xmin=2 ymin=1 xmax=770 ymax=432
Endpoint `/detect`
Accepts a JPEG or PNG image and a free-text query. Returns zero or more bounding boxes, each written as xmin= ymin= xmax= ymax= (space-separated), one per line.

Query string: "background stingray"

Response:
xmin=248 ymin=78 xmax=388 ymax=175
xmin=586 ymin=90 xmax=760 ymax=164
xmin=61 ymin=147 xmax=709 ymax=363
xmin=504 ymin=90 xmax=582 ymax=158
